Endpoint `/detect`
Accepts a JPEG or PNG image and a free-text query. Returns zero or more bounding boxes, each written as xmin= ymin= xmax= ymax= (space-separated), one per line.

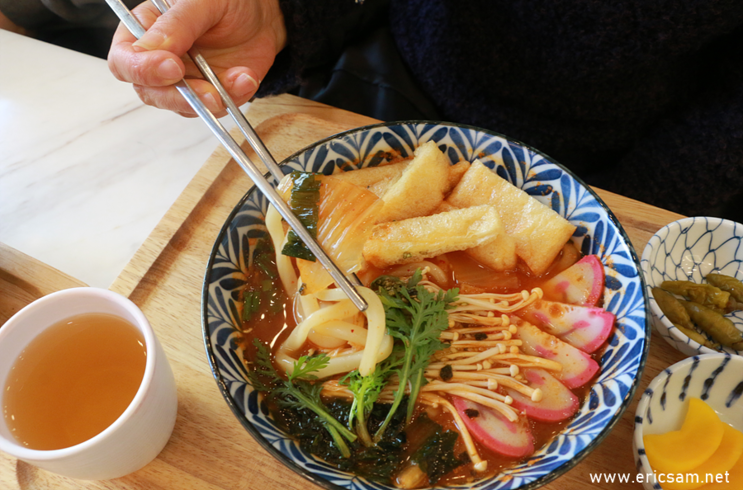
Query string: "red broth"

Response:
xmin=239 ymin=238 xmax=601 ymax=486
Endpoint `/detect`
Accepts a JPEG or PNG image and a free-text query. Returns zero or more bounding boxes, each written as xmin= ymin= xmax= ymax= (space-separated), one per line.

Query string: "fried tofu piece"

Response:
xmin=363 ymin=205 xmax=502 ymax=268
xmin=367 ymin=176 xmax=399 ymax=198
xmin=376 ymin=141 xmax=451 ymax=223
xmin=446 ymin=160 xmax=471 ymax=193
xmin=447 ymin=160 xmax=576 ymax=275
xmin=333 ymin=146 xmax=468 ymax=203
xmin=332 ymin=160 xmax=409 ymax=189
xmin=374 ymin=159 xmax=470 ymax=199
xmin=437 ymin=201 xmax=517 ymax=271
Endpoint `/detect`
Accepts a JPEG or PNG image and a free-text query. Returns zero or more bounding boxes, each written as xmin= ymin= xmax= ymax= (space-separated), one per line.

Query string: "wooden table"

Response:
xmin=0 ymin=94 xmax=688 ymax=489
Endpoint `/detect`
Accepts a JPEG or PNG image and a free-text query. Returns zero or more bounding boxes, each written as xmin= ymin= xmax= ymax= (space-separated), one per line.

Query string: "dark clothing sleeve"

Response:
xmin=1 ymin=0 xmax=60 ymax=28
xmin=0 ymin=0 xmax=141 ymax=58
xmin=257 ymin=0 xmax=389 ymax=97
xmin=260 ymin=0 xmax=743 ymax=220
xmin=608 ymin=26 xmax=743 ymax=218
xmin=0 ymin=0 xmax=137 ymax=30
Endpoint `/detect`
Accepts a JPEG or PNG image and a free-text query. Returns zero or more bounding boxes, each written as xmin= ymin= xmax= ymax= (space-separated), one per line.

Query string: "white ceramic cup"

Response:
xmin=0 ymin=287 xmax=178 ymax=480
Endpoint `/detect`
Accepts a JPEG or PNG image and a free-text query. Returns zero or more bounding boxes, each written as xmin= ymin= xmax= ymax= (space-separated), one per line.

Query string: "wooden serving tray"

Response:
xmin=0 ymin=94 xmax=689 ymax=489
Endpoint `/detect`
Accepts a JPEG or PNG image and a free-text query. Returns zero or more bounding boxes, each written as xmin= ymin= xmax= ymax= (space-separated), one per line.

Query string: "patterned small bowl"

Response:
xmin=202 ymin=122 xmax=650 ymax=490
xmin=633 ymin=353 xmax=743 ymax=490
xmin=640 ymin=217 xmax=743 ymax=357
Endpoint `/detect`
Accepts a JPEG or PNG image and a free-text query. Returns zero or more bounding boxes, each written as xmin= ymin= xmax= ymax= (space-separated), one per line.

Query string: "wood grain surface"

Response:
xmin=0 ymin=243 xmax=86 ymax=327
xmin=0 ymin=94 xmax=689 ymax=490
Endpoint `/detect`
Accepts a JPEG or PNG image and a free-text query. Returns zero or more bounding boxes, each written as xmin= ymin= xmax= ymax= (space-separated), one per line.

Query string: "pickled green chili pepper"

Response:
xmin=652 ymin=287 xmax=694 ymax=329
xmin=680 ymin=300 xmax=743 ymax=347
xmin=707 ymin=273 xmax=743 ymax=301
xmin=661 ymin=280 xmax=730 ymax=310
xmin=729 ymin=298 xmax=743 ymax=311
xmin=706 ymin=273 xmax=743 ymax=311
xmin=672 ymin=322 xmax=717 ymax=349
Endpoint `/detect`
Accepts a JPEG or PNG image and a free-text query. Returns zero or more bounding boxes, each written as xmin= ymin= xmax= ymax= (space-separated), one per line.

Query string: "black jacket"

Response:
xmin=260 ymin=0 xmax=743 ymax=219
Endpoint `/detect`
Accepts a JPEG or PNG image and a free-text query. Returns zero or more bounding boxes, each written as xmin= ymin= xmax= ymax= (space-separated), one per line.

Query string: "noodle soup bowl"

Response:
xmin=203 ymin=122 xmax=650 ymax=490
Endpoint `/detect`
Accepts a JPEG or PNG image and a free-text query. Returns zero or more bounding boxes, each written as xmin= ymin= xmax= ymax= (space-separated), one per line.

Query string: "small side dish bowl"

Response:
xmin=640 ymin=217 xmax=743 ymax=357
xmin=633 ymin=353 xmax=743 ymax=490
xmin=202 ymin=122 xmax=650 ymax=490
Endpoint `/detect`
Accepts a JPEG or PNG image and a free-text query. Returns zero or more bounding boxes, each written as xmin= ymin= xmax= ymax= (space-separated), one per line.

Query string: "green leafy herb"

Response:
xmin=371 ymin=271 xmax=458 ymax=441
xmin=281 ymin=171 xmax=321 ymax=261
xmin=247 ymin=339 xmax=357 ymax=456
xmin=340 ymin=354 xmax=402 ymax=446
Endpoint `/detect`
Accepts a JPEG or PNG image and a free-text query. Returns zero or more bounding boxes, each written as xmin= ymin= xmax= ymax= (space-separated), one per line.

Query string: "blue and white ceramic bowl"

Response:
xmin=202 ymin=122 xmax=650 ymax=490
xmin=640 ymin=217 xmax=743 ymax=357
xmin=633 ymin=354 xmax=743 ymax=490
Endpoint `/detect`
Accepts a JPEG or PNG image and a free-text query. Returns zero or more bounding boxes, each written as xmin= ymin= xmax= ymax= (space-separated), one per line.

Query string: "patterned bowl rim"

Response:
xmin=632 ymin=352 xmax=739 ymax=482
xmin=201 ymin=120 xmax=651 ymax=490
xmin=640 ymin=217 xmax=742 ymax=356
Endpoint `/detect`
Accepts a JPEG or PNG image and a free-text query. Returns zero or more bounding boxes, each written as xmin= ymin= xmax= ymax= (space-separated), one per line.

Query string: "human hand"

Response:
xmin=108 ymin=0 xmax=286 ymax=117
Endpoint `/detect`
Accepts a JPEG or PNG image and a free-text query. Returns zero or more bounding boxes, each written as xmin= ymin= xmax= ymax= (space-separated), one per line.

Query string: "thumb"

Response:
xmin=131 ymin=0 xmax=220 ymax=56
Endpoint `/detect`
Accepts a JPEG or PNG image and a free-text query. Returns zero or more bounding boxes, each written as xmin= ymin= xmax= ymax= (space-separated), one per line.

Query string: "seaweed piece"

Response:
xmin=439 ymin=364 xmax=453 ymax=382
xmin=247 ymin=340 xmax=356 ymax=457
xmin=241 ymin=237 xmax=284 ymax=322
xmin=412 ymin=429 xmax=465 ymax=484
xmin=371 ymin=274 xmax=408 ymax=297
xmin=403 ymin=413 xmax=466 ymax=485
xmin=464 ymin=408 xmax=480 ymax=418
xmin=273 ymin=399 xmax=408 ymax=483
xmin=242 ymin=290 xmax=261 ymax=322
xmin=271 ymin=397 xmax=463 ymax=486
xmin=281 ymin=171 xmax=320 ymax=261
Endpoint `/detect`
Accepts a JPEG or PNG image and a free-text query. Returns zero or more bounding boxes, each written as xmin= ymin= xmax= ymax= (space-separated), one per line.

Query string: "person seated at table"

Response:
xmin=0 ymin=0 xmax=139 ymax=59
xmin=108 ymin=0 xmax=743 ymax=221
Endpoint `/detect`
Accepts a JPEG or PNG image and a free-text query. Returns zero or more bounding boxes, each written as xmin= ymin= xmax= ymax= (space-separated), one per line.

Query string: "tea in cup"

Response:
xmin=0 ymin=287 xmax=177 ymax=480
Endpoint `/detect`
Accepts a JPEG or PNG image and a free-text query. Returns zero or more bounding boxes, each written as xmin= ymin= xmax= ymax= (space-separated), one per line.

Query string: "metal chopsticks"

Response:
xmin=105 ymin=0 xmax=368 ymax=311
xmin=148 ymin=0 xmax=285 ymax=183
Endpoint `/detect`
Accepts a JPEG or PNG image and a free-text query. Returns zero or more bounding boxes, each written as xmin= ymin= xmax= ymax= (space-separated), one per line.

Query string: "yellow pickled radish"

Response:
xmin=662 ymin=423 xmax=743 ymax=490
xmin=695 ymin=451 xmax=743 ymax=490
xmin=644 ymin=398 xmax=725 ymax=474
